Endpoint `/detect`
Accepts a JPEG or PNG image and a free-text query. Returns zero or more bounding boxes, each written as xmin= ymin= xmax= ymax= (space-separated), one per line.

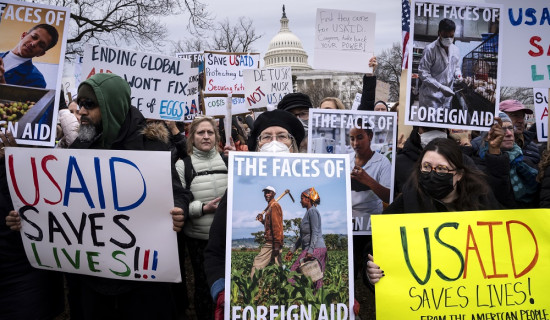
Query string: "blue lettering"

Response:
xmin=64 ymin=156 xmax=95 ymax=208
xmin=526 ymin=8 xmax=537 ymax=26
xmin=110 ymin=157 xmax=147 ymax=211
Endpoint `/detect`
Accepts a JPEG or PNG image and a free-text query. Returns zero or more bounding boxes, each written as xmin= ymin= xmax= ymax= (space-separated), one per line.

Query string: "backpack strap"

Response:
xmin=183 ymin=156 xmax=196 ymax=190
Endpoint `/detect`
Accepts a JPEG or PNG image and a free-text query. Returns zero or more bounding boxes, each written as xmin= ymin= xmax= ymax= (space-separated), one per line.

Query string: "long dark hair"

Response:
xmin=408 ymin=138 xmax=491 ymax=211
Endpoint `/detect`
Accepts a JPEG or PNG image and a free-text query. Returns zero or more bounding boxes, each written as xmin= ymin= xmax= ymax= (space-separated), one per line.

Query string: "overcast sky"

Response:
xmin=165 ymin=0 xmax=403 ymax=63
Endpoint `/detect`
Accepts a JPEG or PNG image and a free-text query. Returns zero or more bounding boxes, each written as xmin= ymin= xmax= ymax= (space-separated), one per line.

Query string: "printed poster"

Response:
xmin=308 ymin=109 xmax=396 ymax=235
xmin=226 ymin=152 xmax=354 ymax=319
xmin=372 ymin=209 xmax=550 ymax=319
xmin=406 ymin=0 xmax=503 ymax=131
xmin=5 ymin=147 xmax=181 ymax=282
xmin=82 ymin=44 xmax=200 ymax=121
xmin=0 ymin=0 xmax=70 ymax=146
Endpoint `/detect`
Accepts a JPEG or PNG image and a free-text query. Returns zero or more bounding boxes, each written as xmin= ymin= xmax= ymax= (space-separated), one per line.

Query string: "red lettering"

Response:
xmin=507 ymin=220 xmax=538 ymax=278
xmin=477 ymin=221 xmax=508 ymax=279
xmin=41 ymin=155 xmax=62 ymax=205
xmin=528 ymin=36 xmax=544 ymax=57
xmin=463 ymin=225 xmax=487 ymax=279
xmin=8 ymin=155 xmax=39 ymax=206
xmin=542 ymin=107 xmax=548 ymax=120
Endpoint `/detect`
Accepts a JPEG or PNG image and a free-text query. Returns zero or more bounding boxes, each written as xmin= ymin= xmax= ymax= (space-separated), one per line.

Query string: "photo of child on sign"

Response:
xmin=406 ymin=0 xmax=503 ymax=131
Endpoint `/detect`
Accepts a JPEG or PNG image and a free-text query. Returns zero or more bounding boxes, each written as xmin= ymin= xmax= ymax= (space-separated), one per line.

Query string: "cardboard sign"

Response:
xmin=203 ymin=95 xmax=249 ymax=117
xmin=308 ymin=109 xmax=396 ymax=235
xmin=6 ymin=148 xmax=181 ymax=282
xmin=0 ymin=0 xmax=70 ymax=146
xmin=314 ymin=9 xmax=376 ymax=73
xmin=225 ymin=152 xmax=354 ymax=320
xmin=372 ymin=209 xmax=550 ymax=319
xmin=534 ymin=88 xmax=549 ymax=142
xmin=203 ymin=51 xmax=260 ymax=95
xmin=82 ymin=44 xmax=200 ymax=121
xmin=406 ymin=0 xmax=503 ymax=131
xmin=493 ymin=0 xmax=550 ymax=88
xmin=243 ymin=67 xmax=292 ymax=110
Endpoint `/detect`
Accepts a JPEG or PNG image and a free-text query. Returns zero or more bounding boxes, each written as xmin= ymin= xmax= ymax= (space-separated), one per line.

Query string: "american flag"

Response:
xmin=402 ymin=0 xmax=411 ymax=69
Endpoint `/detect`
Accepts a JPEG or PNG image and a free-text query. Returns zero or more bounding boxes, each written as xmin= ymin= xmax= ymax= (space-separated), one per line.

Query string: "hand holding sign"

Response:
xmin=5 ymin=210 xmax=21 ymax=231
xmin=170 ymin=207 xmax=185 ymax=232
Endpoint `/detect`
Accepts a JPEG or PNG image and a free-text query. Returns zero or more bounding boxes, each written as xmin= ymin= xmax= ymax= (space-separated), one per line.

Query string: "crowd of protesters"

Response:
xmin=1 ymin=58 xmax=548 ymax=320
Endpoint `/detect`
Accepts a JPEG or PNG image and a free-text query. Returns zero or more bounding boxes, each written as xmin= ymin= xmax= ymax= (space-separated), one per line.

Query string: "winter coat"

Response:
xmin=56 ymin=109 xmax=79 ymax=148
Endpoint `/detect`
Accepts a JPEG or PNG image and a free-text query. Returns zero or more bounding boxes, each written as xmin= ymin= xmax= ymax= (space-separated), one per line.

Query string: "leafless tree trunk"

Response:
xmin=211 ymin=17 xmax=263 ymax=53
xmin=375 ymin=42 xmax=402 ymax=102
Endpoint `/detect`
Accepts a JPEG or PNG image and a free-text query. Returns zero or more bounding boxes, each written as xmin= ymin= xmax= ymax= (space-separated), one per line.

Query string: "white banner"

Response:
xmin=5 ymin=148 xmax=181 ymax=282
xmin=203 ymin=52 xmax=260 ymax=94
xmin=534 ymin=88 xmax=549 ymax=142
xmin=243 ymin=67 xmax=292 ymax=109
xmin=82 ymin=44 xmax=200 ymax=121
xmin=203 ymin=95 xmax=249 ymax=117
xmin=314 ymin=9 xmax=376 ymax=73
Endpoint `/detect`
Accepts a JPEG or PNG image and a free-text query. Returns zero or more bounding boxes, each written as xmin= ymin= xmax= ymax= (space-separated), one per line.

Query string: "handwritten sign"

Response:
xmin=314 ymin=9 xmax=375 ymax=73
xmin=372 ymin=209 xmax=550 ymax=319
xmin=5 ymin=148 xmax=181 ymax=282
xmin=534 ymin=88 xmax=549 ymax=142
xmin=226 ymin=152 xmax=354 ymax=320
xmin=0 ymin=0 xmax=70 ymax=146
xmin=492 ymin=0 xmax=550 ymax=88
xmin=203 ymin=51 xmax=260 ymax=95
xmin=243 ymin=67 xmax=292 ymax=109
xmin=82 ymin=44 xmax=200 ymax=121
xmin=203 ymin=95 xmax=249 ymax=117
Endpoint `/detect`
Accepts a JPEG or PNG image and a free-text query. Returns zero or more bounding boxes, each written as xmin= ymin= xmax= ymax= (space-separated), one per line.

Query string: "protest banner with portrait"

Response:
xmin=314 ymin=8 xmax=376 ymax=74
xmin=176 ymin=51 xmax=204 ymax=70
xmin=0 ymin=0 xmax=69 ymax=146
xmin=372 ymin=209 xmax=550 ymax=319
xmin=225 ymin=152 xmax=354 ymax=320
xmin=406 ymin=0 xmax=503 ymax=131
xmin=203 ymin=51 xmax=260 ymax=95
xmin=82 ymin=44 xmax=200 ymax=122
xmin=308 ymin=109 xmax=396 ymax=235
xmin=5 ymin=147 xmax=181 ymax=282
xmin=243 ymin=67 xmax=292 ymax=110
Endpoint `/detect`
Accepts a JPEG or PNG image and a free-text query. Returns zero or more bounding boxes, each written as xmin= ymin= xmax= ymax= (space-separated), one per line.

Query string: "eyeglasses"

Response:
xmin=77 ymin=98 xmax=99 ymax=110
xmin=420 ymin=163 xmax=456 ymax=176
xmin=257 ymin=133 xmax=293 ymax=144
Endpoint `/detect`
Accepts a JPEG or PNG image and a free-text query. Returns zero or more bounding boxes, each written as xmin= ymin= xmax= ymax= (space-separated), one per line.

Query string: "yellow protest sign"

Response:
xmin=372 ymin=209 xmax=550 ymax=320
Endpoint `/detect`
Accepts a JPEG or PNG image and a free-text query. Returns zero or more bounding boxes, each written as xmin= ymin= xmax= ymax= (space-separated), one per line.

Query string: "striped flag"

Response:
xmin=402 ymin=0 xmax=411 ymax=69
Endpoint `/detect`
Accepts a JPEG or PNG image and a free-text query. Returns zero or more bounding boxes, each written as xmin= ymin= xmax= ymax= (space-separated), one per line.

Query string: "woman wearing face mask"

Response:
xmin=203 ymin=109 xmax=304 ymax=320
xmin=365 ymin=138 xmax=500 ymax=285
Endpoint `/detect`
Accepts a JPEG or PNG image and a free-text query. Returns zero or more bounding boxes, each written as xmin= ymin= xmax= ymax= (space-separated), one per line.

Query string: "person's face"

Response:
xmin=300 ymin=195 xmax=310 ymax=208
xmin=290 ymin=107 xmax=309 ymax=121
xmin=320 ymin=101 xmax=337 ymax=110
xmin=501 ymin=121 xmax=515 ymax=150
xmin=14 ymin=28 xmax=53 ymax=58
xmin=193 ymin=121 xmax=216 ymax=152
xmin=77 ymin=86 xmax=102 ymax=129
xmin=421 ymin=150 xmax=463 ymax=189
xmin=374 ymin=103 xmax=388 ymax=112
xmin=349 ymin=127 xmax=372 ymax=155
xmin=439 ymin=30 xmax=455 ymax=40
xmin=257 ymin=126 xmax=293 ymax=151
xmin=506 ymin=111 xmax=525 ymax=134
xmin=264 ymin=191 xmax=275 ymax=202
xmin=68 ymin=101 xmax=80 ymax=121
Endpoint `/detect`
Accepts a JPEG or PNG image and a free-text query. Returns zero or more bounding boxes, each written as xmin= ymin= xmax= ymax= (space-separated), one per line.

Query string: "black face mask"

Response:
xmin=419 ymin=171 xmax=455 ymax=200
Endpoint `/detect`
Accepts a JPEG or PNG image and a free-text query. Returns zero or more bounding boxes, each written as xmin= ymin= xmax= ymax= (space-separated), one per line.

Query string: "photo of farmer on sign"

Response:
xmin=406 ymin=0 xmax=503 ymax=131
xmin=225 ymin=152 xmax=354 ymax=320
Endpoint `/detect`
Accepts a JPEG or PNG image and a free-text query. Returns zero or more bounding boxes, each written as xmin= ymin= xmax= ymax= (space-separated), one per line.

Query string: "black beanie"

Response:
xmin=247 ymin=109 xmax=305 ymax=151
xmin=277 ymin=92 xmax=313 ymax=112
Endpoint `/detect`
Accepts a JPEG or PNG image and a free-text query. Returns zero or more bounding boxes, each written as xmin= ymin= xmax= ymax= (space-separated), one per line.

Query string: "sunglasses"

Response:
xmin=77 ymin=98 xmax=99 ymax=110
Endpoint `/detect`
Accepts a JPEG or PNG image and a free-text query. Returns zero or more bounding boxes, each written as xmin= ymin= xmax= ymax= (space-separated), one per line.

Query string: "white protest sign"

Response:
xmin=242 ymin=67 xmax=292 ymax=109
xmin=176 ymin=52 xmax=203 ymax=69
xmin=314 ymin=9 xmax=375 ymax=73
xmin=82 ymin=44 xmax=200 ymax=121
xmin=534 ymin=88 xmax=549 ymax=142
xmin=203 ymin=51 xmax=260 ymax=94
xmin=6 ymin=148 xmax=181 ymax=282
xmin=351 ymin=93 xmax=362 ymax=110
xmin=492 ymin=0 xmax=550 ymax=88
xmin=203 ymin=95 xmax=248 ymax=117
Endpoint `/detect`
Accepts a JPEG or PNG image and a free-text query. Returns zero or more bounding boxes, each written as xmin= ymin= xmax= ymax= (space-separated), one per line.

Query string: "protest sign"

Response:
xmin=6 ymin=147 xmax=181 ymax=282
xmin=314 ymin=9 xmax=375 ymax=73
xmin=492 ymin=0 xmax=550 ymax=88
xmin=372 ymin=209 xmax=550 ymax=319
xmin=225 ymin=152 xmax=354 ymax=320
xmin=82 ymin=44 xmax=200 ymax=121
xmin=243 ymin=67 xmax=292 ymax=110
xmin=406 ymin=0 xmax=503 ymax=131
xmin=176 ymin=51 xmax=203 ymax=70
xmin=203 ymin=51 xmax=260 ymax=95
xmin=0 ymin=0 xmax=69 ymax=146
xmin=534 ymin=88 xmax=548 ymax=142
xmin=203 ymin=95 xmax=249 ymax=117
xmin=308 ymin=109 xmax=396 ymax=235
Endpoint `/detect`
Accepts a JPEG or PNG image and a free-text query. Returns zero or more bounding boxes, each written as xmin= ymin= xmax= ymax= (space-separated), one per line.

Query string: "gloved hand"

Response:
xmin=440 ymin=85 xmax=455 ymax=97
xmin=215 ymin=290 xmax=224 ymax=320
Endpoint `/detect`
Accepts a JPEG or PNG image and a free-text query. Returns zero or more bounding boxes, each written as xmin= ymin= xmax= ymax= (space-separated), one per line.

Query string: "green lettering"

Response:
xmin=434 ymin=222 xmax=464 ymax=281
xmin=31 ymin=242 xmax=52 ymax=268
xmin=110 ymin=251 xmax=131 ymax=277
xmin=62 ymin=248 xmax=80 ymax=269
xmin=401 ymin=226 xmax=431 ymax=285
xmin=86 ymin=251 xmax=101 ymax=272
xmin=532 ymin=65 xmax=544 ymax=81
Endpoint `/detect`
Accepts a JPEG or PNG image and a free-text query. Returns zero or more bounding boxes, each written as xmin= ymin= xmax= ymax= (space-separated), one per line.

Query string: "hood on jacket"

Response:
xmin=141 ymin=120 xmax=170 ymax=145
xmin=78 ymin=74 xmax=131 ymax=148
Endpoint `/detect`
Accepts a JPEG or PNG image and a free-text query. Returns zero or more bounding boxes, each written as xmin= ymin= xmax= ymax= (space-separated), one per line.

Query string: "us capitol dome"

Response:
xmin=264 ymin=5 xmax=312 ymax=70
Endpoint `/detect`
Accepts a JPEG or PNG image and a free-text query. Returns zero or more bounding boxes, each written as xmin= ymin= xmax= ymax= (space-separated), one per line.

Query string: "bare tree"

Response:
xmin=297 ymin=81 xmax=340 ymax=108
xmin=211 ymin=17 xmax=263 ymax=52
xmin=39 ymin=0 xmax=212 ymax=57
xmin=500 ymin=87 xmax=534 ymax=106
xmin=340 ymin=75 xmax=364 ymax=107
xmin=172 ymin=35 xmax=206 ymax=54
xmin=375 ymin=42 xmax=402 ymax=102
